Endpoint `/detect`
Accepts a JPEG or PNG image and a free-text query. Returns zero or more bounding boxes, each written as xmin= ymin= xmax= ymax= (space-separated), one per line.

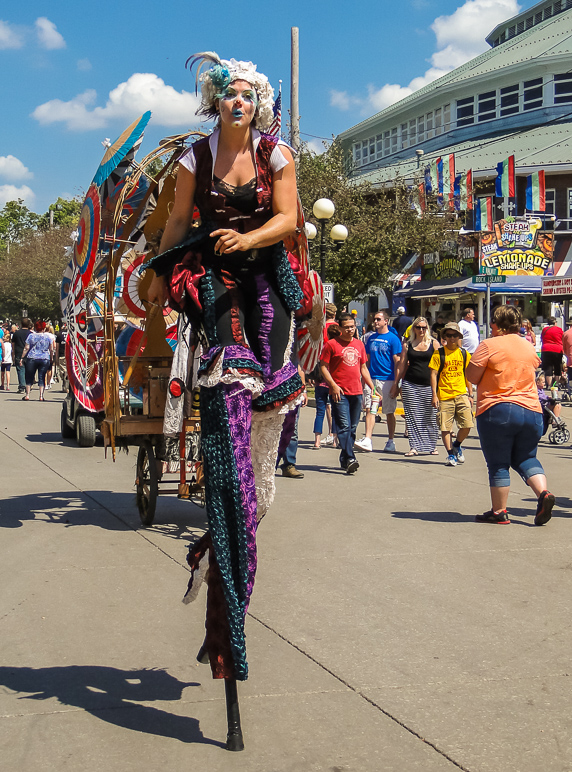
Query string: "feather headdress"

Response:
xmin=186 ymin=51 xmax=275 ymax=131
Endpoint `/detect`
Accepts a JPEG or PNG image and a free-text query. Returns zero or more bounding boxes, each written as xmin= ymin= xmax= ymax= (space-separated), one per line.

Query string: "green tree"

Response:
xmin=0 ymin=199 xmax=39 ymax=255
xmin=37 ymin=196 xmax=83 ymax=231
xmin=0 ymin=228 xmax=71 ymax=320
xmin=297 ymin=141 xmax=452 ymax=307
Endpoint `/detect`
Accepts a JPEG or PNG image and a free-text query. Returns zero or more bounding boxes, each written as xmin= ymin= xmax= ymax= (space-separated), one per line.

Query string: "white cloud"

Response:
xmin=332 ymin=0 xmax=521 ymax=115
xmin=0 ymin=156 xmax=33 ymax=182
xmin=431 ymin=0 xmax=519 ymax=66
xmin=77 ymin=58 xmax=92 ymax=71
xmin=0 ymin=20 xmax=23 ymax=49
xmin=35 ymin=17 xmax=66 ymax=50
xmin=0 ymin=185 xmax=35 ymax=208
xmin=32 ymin=73 xmax=202 ymax=131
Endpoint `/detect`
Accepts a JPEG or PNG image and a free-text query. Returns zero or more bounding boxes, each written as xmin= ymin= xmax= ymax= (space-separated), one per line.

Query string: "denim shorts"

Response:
xmin=477 ymin=402 xmax=544 ymax=487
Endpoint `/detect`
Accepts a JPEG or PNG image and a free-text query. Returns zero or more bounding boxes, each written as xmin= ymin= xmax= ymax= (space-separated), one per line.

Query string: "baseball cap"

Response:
xmin=397 ymin=306 xmax=406 ymax=313
xmin=351 ymin=309 xmax=358 ymax=315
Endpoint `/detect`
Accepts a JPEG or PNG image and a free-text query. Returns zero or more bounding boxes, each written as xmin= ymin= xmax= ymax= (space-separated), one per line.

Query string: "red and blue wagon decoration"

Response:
xmin=74 ymin=184 xmax=101 ymax=289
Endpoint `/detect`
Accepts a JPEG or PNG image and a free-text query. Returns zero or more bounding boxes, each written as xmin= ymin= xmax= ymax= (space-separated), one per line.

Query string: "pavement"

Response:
xmin=1 ymin=386 xmax=572 ymax=771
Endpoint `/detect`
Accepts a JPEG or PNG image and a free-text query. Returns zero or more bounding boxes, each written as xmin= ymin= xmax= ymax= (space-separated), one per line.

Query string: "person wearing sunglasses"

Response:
xmin=391 ymin=317 xmax=440 ymax=456
xmin=429 ymin=321 xmax=474 ymax=466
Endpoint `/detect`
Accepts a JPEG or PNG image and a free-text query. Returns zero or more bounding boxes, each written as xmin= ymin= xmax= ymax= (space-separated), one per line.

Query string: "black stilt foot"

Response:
xmin=225 ymin=678 xmax=244 ymax=751
xmin=196 ymin=638 xmax=209 ymax=665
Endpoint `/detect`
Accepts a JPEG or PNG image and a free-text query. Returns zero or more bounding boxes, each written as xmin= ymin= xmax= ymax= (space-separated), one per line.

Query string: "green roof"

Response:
xmin=355 ymin=122 xmax=572 ymax=185
xmin=338 ymin=9 xmax=572 ymax=141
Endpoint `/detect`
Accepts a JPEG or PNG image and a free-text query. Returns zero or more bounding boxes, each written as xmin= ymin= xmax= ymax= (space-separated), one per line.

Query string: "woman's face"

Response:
xmin=218 ymin=79 xmax=258 ymax=128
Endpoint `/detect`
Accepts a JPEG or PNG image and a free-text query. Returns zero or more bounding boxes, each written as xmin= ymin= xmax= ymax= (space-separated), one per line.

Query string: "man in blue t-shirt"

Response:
xmin=355 ymin=311 xmax=402 ymax=453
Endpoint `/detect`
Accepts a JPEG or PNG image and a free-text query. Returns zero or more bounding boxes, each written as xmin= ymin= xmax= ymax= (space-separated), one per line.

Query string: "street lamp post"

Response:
xmin=308 ymin=198 xmax=348 ymax=282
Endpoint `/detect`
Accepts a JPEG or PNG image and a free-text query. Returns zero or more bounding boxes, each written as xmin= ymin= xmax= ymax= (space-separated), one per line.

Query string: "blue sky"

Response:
xmin=0 ymin=0 xmax=539 ymax=214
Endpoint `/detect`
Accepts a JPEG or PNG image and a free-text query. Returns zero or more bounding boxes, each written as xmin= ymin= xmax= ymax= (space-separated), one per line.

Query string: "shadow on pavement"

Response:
xmin=0 ymin=665 xmax=224 ymax=746
xmin=0 ymin=491 xmax=208 ymax=536
xmin=391 ymin=509 xmax=533 ymax=526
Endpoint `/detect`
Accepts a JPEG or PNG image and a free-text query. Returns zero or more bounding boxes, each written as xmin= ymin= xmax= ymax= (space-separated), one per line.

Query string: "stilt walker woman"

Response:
xmin=147 ymin=53 xmax=308 ymax=749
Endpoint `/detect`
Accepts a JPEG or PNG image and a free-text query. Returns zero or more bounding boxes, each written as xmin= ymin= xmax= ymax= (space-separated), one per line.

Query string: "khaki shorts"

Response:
xmin=437 ymin=394 xmax=474 ymax=431
xmin=363 ymin=379 xmax=397 ymax=414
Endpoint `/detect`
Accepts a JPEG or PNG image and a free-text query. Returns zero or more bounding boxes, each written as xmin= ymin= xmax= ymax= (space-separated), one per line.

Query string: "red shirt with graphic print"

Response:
xmin=320 ymin=337 xmax=367 ymax=395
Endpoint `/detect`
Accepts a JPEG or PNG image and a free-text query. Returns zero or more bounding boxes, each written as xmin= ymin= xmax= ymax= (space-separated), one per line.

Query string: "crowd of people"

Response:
xmin=0 ymin=318 xmax=67 ymax=397
xmin=285 ymin=302 xmax=562 ymax=528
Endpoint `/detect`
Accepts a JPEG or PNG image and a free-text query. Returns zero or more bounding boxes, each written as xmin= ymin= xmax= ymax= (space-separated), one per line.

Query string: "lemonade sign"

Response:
xmin=479 ymin=217 xmax=553 ymax=276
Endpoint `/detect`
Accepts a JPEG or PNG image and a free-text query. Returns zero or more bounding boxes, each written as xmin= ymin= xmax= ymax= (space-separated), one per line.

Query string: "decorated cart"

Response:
xmin=60 ymin=113 xmax=208 ymax=523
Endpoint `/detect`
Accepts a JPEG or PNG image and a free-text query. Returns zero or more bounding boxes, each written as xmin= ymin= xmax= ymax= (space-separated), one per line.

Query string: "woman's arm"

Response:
xmin=148 ymin=166 xmax=197 ymax=305
xmin=390 ymin=344 xmax=408 ymax=398
xmin=211 ymin=147 xmax=297 ymax=254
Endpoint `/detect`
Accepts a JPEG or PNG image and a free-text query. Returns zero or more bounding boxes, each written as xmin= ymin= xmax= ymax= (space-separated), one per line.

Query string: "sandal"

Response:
xmin=404 ymin=448 xmax=419 ymax=456
xmin=22 ymin=396 xmax=29 ymax=401
xmin=430 ymin=449 xmax=439 ymax=455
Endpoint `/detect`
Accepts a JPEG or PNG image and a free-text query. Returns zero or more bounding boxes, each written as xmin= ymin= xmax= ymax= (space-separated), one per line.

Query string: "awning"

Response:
xmin=394 ymin=277 xmax=472 ymax=298
xmin=394 ymin=275 xmax=542 ymax=298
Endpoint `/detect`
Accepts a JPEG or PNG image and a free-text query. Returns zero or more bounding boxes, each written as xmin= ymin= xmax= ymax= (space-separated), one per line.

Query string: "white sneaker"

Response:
xmin=323 ymin=434 xmax=334 ymax=446
xmin=384 ymin=439 xmax=396 ymax=453
xmin=355 ymin=437 xmax=373 ymax=452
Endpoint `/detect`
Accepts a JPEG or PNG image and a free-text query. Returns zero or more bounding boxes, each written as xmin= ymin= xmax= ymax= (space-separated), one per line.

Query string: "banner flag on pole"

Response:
xmin=418 ymin=182 xmax=426 ymax=213
xmin=475 ymin=197 xmax=493 ymax=231
xmin=442 ymin=154 xmax=455 ymax=209
xmin=424 ymin=165 xmax=433 ymax=195
xmin=429 ymin=158 xmax=441 ymax=193
xmin=466 ymin=169 xmax=473 ymax=210
xmin=525 ymin=170 xmax=545 ymax=211
xmin=495 ymin=155 xmax=515 ymax=197
xmin=437 ymin=157 xmax=444 ymax=202
xmin=454 ymin=173 xmax=462 ymax=212
xmin=268 ymin=80 xmax=282 ymax=137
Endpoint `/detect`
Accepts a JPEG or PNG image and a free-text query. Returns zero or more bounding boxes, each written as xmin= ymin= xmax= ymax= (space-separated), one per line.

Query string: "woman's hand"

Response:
xmin=147 ymin=274 xmax=168 ymax=307
xmin=210 ymin=229 xmax=253 ymax=255
xmin=390 ymin=384 xmax=399 ymax=399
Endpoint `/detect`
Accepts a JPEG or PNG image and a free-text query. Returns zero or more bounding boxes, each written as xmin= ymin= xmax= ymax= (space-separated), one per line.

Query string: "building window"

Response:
xmin=391 ymin=127 xmax=398 ymax=153
xmin=376 ymin=134 xmax=383 ymax=159
xmin=554 ymin=73 xmax=572 ymax=104
xmin=544 ymin=5 xmax=553 ymax=18
xmin=524 ymin=78 xmax=543 ymax=110
xmin=444 ymin=104 xmax=451 ymax=132
xmin=525 ymin=15 xmax=533 ymax=28
xmin=417 ymin=116 xmax=425 ymax=143
xmin=353 ymin=143 xmax=361 ymax=166
xmin=400 ymin=124 xmax=408 ymax=149
xmin=456 ymin=96 xmax=475 ymax=127
xmin=426 ymin=111 xmax=434 ymax=139
xmin=545 ymin=188 xmax=556 ymax=216
xmin=500 ymin=84 xmax=519 ymax=116
xmin=383 ymin=130 xmax=390 ymax=156
xmin=434 ymin=107 xmax=442 ymax=135
xmin=408 ymin=119 xmax=417 ymax=147
xmin=567 ymin=188 xmax=572 ymax=219
xmin=478 ymin=90 xmax=496 ymax=122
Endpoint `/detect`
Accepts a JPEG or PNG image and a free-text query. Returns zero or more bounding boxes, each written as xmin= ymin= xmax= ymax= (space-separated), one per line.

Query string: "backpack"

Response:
xmin=437 ymin=347 xmax=468 ymax=382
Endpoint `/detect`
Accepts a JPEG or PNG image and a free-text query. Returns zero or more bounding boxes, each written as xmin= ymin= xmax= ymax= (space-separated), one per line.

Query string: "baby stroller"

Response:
xmin=542 ymin=399 xmax=570 ymax=444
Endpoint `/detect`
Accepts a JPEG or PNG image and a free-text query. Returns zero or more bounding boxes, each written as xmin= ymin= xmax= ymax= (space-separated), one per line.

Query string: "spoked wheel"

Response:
xmin=550 ymin=427 xmax=570 ymax=445
xmin=136 ymin=441 xmax=158 ymax=526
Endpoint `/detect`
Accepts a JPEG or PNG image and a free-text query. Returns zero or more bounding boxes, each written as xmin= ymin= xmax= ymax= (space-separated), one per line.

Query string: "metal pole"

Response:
xmin=319 ymin=219 xmax=327 ymax=281
xmin=486 ymin=281 xmax=491 ymax=339
xmin=290 ymin=27 xmax=300 ymax=152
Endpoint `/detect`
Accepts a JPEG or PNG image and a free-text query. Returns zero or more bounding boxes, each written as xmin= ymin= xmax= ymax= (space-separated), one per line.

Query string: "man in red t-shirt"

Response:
xmin=540 ymin=317 xmax=564 ymax=387
xmin=320 ymin=313 xmax=375 ymax=474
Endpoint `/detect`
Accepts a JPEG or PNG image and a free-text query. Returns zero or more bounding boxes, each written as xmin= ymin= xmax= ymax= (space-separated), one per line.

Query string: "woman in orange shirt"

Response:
xmin=466 ymin=305 xmax=554 ymax=526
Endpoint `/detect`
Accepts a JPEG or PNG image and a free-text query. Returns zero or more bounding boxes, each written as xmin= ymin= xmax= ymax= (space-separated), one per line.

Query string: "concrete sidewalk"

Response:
xmin=1 ymin=388 xmax=572 ymax=771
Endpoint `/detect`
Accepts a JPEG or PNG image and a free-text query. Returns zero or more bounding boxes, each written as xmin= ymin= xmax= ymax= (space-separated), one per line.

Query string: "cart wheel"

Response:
xmin=60 ymin=404 xmax=74 ymax=439
xmin=552 ymin=428 xmax=570 ymax=445
xmin=136 ymin=441 xmax=158 ymax=526
xmin=76 ymin=414 xmax=96 ymax=447
xmin=548 ymin=431 xmax=556 ymax=444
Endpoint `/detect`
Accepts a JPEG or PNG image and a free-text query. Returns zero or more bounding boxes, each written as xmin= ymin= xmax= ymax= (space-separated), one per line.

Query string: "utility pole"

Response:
xmin=290 ymin=27 xmax=300 ymax=152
